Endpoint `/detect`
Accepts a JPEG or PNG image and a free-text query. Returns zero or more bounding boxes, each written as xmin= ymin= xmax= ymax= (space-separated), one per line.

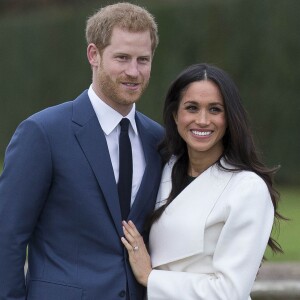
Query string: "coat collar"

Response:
xmin=150 ymin=158 xmax=233 ymax=267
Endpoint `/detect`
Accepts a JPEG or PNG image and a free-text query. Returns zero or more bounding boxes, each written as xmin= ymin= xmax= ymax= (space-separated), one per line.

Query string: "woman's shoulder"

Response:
xmin=224 ymin=171 xmax=271 ymax=212
xmin=219 ymin=159 xmax=266 ymax=186
xmin=160 ymin=156 xmax=176 ymax=184
xmin=217 ymin=160 xmax=270 ymax=205
xmin=230 ymin=168 xmax=266 ymax=188
xmin=162 ymin=156 xmax=177 ymax=172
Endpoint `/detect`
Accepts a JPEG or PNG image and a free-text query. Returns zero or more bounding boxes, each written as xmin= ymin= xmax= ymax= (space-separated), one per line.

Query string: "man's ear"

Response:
xmin=87 ymin=43 xmax=100 ymax=67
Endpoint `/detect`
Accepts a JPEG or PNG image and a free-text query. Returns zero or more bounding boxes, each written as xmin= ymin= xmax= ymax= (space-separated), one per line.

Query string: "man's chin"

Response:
xmin=121 ymin=98 xmax=139 ymax=106
xmin=122 ymin=93 xmax=143 ymax=104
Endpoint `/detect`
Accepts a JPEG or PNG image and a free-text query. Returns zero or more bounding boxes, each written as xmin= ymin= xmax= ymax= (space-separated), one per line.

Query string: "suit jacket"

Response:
xmin=0 ymin=90 xmax=164 ymax=300
xmin=147 ymin=158 xmax=274 ymax=300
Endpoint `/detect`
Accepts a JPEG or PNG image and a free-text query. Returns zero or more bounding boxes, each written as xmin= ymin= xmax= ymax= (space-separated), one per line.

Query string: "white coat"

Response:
xmin=147 ymin=158 xmax=274 ymax=300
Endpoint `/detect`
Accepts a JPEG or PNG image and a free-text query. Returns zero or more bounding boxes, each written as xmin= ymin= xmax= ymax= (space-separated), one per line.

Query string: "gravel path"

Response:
xmin=256 ymin=262 xmax=300 ymax=281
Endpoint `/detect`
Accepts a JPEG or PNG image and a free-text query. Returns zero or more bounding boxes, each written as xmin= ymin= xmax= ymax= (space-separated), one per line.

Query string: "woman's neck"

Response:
xmin=187 ymin=148 xmax=223 ymax=177
xmin=188 ymin=160 xmax=212 ymax=177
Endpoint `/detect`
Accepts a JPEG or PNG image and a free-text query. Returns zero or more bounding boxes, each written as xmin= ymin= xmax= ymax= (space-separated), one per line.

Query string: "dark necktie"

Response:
xmin=118 ymin=118 xmax=133 ymax=220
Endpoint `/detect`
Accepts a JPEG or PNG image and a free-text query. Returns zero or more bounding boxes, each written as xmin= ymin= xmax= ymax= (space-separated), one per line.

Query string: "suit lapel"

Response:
xmin=72 ymin=91 xmax=122 ymax=235
xmin=129 ymin=114 xmax=162 ymax=220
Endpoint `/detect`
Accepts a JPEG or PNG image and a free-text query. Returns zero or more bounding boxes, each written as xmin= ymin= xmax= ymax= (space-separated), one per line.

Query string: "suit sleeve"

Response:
xmin=0 ymin=118 xmax=52 ymax=299
xmin=147 ymin=175 xmax=274 ymax=300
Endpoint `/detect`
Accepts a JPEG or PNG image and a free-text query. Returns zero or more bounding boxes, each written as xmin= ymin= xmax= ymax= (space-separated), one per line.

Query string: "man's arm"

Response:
xmin=0 ymin=118 xmax=52 ymax=299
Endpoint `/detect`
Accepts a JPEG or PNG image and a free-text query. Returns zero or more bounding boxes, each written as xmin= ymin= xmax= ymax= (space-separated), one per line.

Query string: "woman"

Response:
xmin=121 ymin=63 xmax=282 ymax=299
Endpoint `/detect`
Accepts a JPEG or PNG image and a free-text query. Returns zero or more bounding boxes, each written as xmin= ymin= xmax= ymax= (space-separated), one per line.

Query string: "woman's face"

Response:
xmin=174 ymin=80 xmax=227 ymax=161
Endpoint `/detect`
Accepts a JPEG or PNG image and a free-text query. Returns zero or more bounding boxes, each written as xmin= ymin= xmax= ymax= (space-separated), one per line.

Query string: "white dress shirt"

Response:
xmin=88 ymin=85 xmax=146 ymax=206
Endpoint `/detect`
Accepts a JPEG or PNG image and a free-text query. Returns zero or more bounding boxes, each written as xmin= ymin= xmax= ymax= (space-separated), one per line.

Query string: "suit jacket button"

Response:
xmin=119 ymin=290 xmax=126 ymax=297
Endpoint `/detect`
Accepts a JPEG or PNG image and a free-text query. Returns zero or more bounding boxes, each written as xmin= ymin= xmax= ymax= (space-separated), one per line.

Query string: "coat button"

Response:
xmin=119 ymin=290 xmax=126 ymax=297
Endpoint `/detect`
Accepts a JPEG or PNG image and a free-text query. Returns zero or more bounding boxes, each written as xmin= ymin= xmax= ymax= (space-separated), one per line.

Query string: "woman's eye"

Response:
xmin=210 ymin=106 xmax=222 ymax=113
xmin=185 ymin=105 xmax=197 ymax=112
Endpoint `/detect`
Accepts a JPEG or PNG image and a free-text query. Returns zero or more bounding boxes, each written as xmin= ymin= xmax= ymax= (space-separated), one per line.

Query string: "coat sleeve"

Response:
xmin=0 ymin=118 xmax=52 ymax=300
xmin=147 ymin=174 xmax=274 ymax=300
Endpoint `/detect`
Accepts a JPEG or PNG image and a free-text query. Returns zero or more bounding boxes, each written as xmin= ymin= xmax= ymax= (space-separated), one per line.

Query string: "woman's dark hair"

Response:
xmin=151 ymin=63 xmax=283 ymax=254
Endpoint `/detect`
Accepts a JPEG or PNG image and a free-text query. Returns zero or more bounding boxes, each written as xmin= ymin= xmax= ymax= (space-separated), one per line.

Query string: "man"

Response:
xmin=0 ymin=3 xmax=163 ymax=300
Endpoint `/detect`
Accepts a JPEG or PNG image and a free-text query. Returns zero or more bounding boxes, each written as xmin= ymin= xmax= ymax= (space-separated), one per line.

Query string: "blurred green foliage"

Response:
xmin=0 ymin=0 xmax=299 ymax=184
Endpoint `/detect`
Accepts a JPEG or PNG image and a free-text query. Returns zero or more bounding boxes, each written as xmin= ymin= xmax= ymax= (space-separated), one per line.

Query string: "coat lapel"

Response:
xmin=150 ymin=159 xmax=233 ymax=267
xmin=72 ymin=91 xmax=122 ymax=235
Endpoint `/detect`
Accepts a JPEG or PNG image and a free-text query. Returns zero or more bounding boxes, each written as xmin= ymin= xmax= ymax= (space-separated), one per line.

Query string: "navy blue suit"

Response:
xmin=0 ymin=91 xmax=164 ymax=300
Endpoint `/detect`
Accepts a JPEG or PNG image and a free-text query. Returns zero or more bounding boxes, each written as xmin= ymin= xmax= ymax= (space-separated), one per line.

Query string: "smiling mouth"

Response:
xmin=122 ymin=82 xmax=139 ymax=86
xmin=191 ymin=130 xmax=212 ymax=136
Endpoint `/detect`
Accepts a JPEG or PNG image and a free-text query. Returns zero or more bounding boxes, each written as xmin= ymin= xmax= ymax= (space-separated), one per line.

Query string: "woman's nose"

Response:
xmin=195 ymin=111 xmax=209 ymax=126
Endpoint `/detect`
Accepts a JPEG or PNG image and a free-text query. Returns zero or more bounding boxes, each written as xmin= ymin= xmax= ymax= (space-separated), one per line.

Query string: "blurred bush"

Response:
xmin=0 ymin=0 xmax=299 ymax=184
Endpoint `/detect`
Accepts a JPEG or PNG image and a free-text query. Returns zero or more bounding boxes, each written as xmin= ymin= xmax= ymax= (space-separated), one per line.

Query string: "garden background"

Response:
xmin=0 ymin=0 xmax=299 ymax=262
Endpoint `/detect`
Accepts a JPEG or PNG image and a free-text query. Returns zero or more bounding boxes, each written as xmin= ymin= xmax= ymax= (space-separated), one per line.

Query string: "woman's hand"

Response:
xmin=121 ymin=220 xmax=152 ymax=287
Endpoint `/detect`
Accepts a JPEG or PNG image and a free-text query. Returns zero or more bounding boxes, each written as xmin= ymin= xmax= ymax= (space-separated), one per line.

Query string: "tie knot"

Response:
xmin=120 ymin=118 xmax=130 ymax=132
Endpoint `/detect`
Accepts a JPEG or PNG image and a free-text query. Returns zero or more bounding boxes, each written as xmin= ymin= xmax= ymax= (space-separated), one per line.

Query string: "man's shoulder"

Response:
xmin=27 ymin=100 xmax=73 ymax=130
xmin=136 ymin=111 xmax=164 ymax=136
xmin=29 ymin=90 xmax=89 ymax=124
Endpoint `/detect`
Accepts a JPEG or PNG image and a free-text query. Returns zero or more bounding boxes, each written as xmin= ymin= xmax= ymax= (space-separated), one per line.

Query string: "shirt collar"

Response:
xmin=88 ymin=85 xmax=138 ymax=135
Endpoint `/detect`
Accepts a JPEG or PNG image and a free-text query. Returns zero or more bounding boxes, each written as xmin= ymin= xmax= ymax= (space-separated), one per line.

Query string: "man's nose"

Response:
xmin=125 ymin=60 xmax=139 ymax=77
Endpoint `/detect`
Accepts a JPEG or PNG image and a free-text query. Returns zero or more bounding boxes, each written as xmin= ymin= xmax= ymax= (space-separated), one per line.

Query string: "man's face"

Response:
xmin=93 ymin=27 xmax=152 ymax=115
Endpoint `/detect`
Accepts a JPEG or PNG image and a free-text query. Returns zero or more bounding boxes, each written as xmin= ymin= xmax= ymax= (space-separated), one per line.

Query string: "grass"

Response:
xmin=265 ymin=186 xmax=300 ymax=262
